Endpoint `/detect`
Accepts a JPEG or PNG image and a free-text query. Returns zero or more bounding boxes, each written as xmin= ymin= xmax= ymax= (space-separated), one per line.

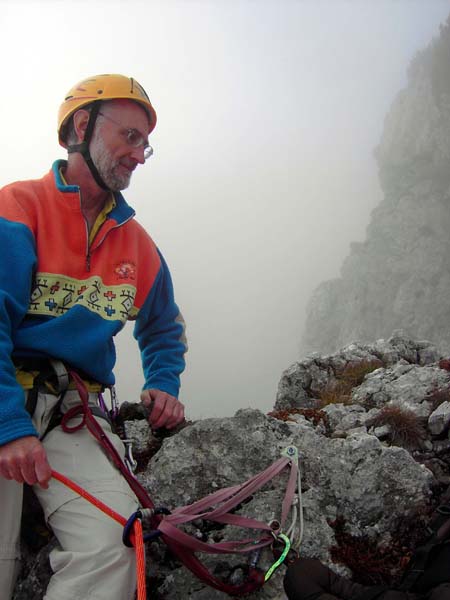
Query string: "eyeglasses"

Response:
xmin=98 ymin=112 xmax=154 ymax=160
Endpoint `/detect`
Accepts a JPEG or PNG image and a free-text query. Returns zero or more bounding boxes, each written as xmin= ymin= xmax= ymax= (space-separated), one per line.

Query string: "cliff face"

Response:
xmin=301 ymin=17 xmax=450 ymax=356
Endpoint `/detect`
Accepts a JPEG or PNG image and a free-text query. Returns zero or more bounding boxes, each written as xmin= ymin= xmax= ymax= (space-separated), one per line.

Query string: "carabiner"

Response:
xmin=265 ymin=533 xmax=291 ymax=581
xmin=123 ymin=439 xmax=138 ymax=472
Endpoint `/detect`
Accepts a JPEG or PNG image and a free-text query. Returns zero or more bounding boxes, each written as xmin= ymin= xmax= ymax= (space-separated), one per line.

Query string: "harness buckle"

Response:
xmin=281 ymin=445 xmax=299 ymax=464
xmin=49 ymin=360 xmax=70 ymax=393
xmin=109 ymin=385 xmax=120 ymax=421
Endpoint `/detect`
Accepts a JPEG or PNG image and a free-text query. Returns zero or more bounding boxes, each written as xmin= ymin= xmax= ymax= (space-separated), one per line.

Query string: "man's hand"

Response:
xmin=0 ymin=436 xmax=52 ymax=489
xmin=141 ymin=389 xmax=185 ymax=430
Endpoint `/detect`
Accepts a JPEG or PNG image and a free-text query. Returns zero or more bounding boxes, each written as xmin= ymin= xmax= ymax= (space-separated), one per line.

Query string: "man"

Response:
xmin=0 ymin=74 xmax=187 ymax=599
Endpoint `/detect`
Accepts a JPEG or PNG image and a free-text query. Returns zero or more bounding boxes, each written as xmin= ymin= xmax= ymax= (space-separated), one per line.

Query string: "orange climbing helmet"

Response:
xmin=57 ymin=73 xmax=157 ymax=147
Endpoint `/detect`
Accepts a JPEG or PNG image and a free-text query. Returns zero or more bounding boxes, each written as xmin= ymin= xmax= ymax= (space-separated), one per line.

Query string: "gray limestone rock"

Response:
xmin=132 ymin=408 xmax=433 ymax=598
xmin=276 ymin=332 xmax=444 ymax=413
xmin=351 ymin=363 xmax=450 ymax=415
xmin=428 ymin=400 xmax=450 ymax=435
xmin=15 ymin=332 xmax=450 ymax=599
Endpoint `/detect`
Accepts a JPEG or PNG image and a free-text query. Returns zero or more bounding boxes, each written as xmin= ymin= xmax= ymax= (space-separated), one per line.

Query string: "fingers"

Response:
xmin=0 ymin=436 xmax=52 ymax=489
xmin=34 ymin=453 xmax=52 ymax=489
xmin=155 ymin=395 xmax=184 ymax=429
xmin=141 ymin=389 xmax=185 ymax=430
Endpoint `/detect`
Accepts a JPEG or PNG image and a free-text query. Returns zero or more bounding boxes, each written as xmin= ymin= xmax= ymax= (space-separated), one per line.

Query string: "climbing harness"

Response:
xmin=50 ymin=367 xmax=303 ymax=597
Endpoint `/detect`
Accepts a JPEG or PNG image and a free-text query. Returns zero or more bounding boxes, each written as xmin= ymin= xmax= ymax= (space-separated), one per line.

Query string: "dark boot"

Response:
xmin=284 ymin=558 xmax=369 ymax=600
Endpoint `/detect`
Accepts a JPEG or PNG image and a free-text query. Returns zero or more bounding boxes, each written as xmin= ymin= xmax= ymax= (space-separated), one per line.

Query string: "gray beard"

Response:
xmin=90 ymin=133 xmax=131 ymax=191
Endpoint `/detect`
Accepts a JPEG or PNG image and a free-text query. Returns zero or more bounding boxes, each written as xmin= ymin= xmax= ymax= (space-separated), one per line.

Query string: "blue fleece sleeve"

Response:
xmin=0 ymin=217 xmax=38 ymax=445
xmin=133 ymin=250 xmax=186 ymax=398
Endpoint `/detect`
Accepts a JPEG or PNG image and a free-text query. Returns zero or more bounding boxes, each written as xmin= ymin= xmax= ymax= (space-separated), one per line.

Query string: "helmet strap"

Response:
xmin=67 ymin=101 xmax=109 ymax=191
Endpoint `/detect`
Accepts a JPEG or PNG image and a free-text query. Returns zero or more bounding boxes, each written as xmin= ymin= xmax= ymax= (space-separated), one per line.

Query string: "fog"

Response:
xmin=1 ymin=0 xmax=449 ymax=419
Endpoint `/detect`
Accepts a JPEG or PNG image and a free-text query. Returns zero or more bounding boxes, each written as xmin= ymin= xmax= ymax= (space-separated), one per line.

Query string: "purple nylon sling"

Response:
xmin=62 ymin=369 xmax=298 ymax=596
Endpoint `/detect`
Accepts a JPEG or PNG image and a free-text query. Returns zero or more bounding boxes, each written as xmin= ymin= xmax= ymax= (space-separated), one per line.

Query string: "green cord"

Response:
xmin=264 ymin=533 xmax=291 ymax=582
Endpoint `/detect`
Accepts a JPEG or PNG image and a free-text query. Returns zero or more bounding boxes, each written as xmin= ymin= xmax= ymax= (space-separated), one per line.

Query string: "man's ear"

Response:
xmin=72 ymin=109 xmax=91 ymax=143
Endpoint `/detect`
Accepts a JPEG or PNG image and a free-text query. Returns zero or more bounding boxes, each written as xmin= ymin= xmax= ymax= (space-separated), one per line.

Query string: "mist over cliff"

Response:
xmin=301 ymin=15 xmax=450 ymax=357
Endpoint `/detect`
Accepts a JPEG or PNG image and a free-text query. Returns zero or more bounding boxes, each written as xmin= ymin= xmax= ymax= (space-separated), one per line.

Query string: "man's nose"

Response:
xmin=130 ymin=145 xmax=146 ymax=164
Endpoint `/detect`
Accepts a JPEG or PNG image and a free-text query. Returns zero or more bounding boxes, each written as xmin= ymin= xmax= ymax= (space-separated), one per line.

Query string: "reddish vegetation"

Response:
xmin=268 ymin=407 xmax=328 ymax=429
xmin=426 ymin=386 xmax=450 ymax=412
xmin=438 ymin=359 xmax=450 ymax=371
xmin=368 ymin=405 xmax=425 ymax=449
xmin=329 ymin=516 xmax=428 ymax=587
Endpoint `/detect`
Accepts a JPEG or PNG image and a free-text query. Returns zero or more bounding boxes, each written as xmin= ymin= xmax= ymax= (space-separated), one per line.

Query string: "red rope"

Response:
xmin=51 ymin=469 xmax=147 ymax=600
xmin=133 ymin=518 xmax=147 ymax=600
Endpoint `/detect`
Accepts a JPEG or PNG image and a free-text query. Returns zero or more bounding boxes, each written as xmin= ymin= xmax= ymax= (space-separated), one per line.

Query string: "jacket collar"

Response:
xmin=51 ymin=159 xmax=136 ymax=224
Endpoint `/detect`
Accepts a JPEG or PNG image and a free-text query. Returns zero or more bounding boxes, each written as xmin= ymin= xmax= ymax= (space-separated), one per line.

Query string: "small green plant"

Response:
xmin=319 ymin=359 xmax=383 ymax=407
xmin=337 ymin=359 xmax=384 ymax=386
xmin=369 ymin=405 xmax=425 ymax=449
xmin=319 ymin=380 xmax=353 ymax=406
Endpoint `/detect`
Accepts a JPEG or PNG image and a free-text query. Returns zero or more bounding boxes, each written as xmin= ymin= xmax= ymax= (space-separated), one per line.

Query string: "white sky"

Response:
xmin=1 ymin=0 xmax=449 ymax=419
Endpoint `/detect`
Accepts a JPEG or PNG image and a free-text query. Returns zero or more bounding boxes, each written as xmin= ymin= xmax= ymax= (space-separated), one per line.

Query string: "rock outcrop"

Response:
xmin=301 ymin=16 xmax=450 ymax=356
xmin=13 ymin=333 xmax=450 ymax=599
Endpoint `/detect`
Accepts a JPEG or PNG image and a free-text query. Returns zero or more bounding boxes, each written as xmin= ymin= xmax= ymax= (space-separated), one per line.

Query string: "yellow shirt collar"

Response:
xmin=59 ymin=167 xmax=116 ymax=244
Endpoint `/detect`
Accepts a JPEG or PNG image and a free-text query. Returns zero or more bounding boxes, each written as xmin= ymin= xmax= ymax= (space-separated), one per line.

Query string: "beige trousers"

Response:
xmin=0 ymin=390 xmax=139 ymax=600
